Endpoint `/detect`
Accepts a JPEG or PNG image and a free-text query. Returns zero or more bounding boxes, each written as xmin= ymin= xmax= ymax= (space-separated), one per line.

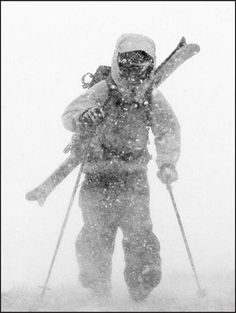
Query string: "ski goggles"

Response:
xmin=117 ymin=50 xmax=154 ymax=81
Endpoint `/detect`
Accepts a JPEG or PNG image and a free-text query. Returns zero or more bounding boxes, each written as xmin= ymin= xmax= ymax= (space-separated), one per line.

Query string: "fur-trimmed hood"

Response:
xmin=111 ymin=33 xmax=156 ymax=103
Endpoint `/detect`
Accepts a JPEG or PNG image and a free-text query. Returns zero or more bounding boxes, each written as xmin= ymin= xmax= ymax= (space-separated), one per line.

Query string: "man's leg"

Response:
xmin=75 ymin=175 xmax=118 ymax=297
xmin=119 ymin=171 xmax=161 ymax=301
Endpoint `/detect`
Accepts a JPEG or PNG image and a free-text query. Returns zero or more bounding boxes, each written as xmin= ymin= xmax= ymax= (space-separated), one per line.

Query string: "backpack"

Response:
xmin=81 ymin=65 xmax=111 ymax=89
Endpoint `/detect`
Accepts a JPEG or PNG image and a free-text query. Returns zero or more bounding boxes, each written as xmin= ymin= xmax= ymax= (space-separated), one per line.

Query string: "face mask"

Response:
xmin=117 ymin=50 xmax=154 ymax=84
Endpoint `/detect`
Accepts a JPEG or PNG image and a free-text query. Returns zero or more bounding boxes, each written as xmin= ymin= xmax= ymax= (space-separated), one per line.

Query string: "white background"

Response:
xmin=2 ymin=1 xmax=235 ymax=292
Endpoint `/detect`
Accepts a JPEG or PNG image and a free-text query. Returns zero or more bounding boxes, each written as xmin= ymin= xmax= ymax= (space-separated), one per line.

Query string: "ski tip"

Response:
xmin=180 ymin=37 xmax=186 ymax=46
xmin=193 ymin=43 xmax=200 ymax=53
xmin=185 ymin=43 xmax=200 ymax=55
xmin=37 ymin=199 xmax=45 ymax=207
xmin=25 ymin=192 xmax=46 ymax=206
xmin=177 ymin=37 xmax=186 ymax=50
xmin=25 ymin=192 xmax=35 ymax=201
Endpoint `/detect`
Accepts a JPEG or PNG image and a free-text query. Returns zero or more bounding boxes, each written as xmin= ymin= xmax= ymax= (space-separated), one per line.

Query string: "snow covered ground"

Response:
xmin=2 ymin=272 xmax=234 ymax=312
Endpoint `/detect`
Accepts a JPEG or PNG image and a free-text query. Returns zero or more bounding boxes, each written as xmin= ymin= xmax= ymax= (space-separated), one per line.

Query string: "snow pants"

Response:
xmin=75 ymin=170 xmax=161 ymax=294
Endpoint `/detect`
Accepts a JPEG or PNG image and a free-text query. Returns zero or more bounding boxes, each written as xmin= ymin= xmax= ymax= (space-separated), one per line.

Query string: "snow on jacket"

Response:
xmin=62 ymin=33 xmax=181 ymax=173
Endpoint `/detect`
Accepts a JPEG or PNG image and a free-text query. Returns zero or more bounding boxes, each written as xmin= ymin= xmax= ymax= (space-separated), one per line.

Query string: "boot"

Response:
xmin=129 ymin=265 xmax=161 ymax=302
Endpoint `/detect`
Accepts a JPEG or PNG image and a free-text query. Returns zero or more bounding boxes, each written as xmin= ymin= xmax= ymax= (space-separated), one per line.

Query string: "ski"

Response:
xmin=25 ymin=154 xmax=81 ymax=206
xmin=153 ymin=37 xmax=200 ymax=87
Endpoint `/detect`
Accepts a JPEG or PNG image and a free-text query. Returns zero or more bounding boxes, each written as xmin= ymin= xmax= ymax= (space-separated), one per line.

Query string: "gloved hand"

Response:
xmin=157 ymin=164 xmax=178 ymax=184
xmin=74 ymin=107 xmax=105 ymax=128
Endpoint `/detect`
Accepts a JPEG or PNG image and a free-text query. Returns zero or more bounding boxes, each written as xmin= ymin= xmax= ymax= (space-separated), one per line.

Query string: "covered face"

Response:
xmin=111 ymin=33 xmax=156 ymax=103
xmin=117 ymin=50 xmax=154 ymax=84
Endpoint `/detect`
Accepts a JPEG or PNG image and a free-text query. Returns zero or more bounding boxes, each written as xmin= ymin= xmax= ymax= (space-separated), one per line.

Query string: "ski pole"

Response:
xmin=166 ymin=183 xmax=206 ymax=297
xmin=39 ymin=140 xmax=91 ymax=300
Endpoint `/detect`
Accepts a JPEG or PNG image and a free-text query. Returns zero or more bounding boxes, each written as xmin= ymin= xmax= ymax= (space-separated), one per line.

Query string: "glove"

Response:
xmin=75 ymin=107 xmax=105 ymax=128
xmin=157 ymin=164 xmax=178 ymax=184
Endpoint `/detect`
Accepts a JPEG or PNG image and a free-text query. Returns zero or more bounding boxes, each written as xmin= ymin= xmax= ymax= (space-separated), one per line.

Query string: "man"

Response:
xmin=62 ymin=33 xmax=180 ymax=301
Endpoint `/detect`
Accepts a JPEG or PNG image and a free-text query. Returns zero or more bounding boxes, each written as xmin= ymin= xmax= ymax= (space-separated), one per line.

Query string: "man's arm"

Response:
xmin=61 ymin=80 xmax=108 ymax=132
xmin=150 ymin=89 xmax=181 ymax=183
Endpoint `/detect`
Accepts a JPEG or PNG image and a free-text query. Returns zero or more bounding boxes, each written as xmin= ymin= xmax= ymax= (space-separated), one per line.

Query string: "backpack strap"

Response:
xmin=143 ymin=84 xmax=154 ymax=127
xmin=105 ymin=75 xmax=123 ymax=104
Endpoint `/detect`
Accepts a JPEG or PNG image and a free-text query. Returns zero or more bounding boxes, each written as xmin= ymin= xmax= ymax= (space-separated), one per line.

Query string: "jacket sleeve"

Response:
xmin=150 ymin=89 xmax=181 ymax=169
xmin=61 ymin=80 xmax=109 ymax=132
